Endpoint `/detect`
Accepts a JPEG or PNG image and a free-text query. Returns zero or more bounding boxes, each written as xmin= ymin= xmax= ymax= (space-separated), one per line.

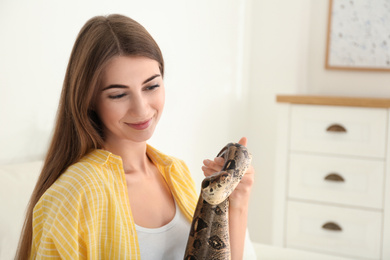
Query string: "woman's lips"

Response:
xmin=126 ymin=119 xmax=152 ymax=130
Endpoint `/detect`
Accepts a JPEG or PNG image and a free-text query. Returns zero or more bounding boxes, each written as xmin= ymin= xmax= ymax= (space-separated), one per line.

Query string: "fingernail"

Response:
xmin=204 ymin=159 xmax=211 ymax=166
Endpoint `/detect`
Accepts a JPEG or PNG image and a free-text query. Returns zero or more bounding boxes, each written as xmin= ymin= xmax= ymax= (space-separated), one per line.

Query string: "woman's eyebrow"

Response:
xmin=102 ymin=74 xmax=161 ymax=91
xmin=143 ymin=74 xmax=160 ymax=84
xmin=102 ymin=84 xmax=128 ymax=91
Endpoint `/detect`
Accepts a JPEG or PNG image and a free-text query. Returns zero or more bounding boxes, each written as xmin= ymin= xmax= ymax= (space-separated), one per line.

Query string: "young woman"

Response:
xmin=16 ymin=14 xmax=254 ymax=259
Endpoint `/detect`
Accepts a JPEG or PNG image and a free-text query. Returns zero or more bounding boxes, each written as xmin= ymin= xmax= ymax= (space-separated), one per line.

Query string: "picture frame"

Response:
xmin=325 ymin=0 xmax=390 ymax=72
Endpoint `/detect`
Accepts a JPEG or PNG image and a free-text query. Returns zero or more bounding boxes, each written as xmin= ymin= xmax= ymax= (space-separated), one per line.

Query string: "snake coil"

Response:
xmin=184 ymin=142 xmax=252 ymax=260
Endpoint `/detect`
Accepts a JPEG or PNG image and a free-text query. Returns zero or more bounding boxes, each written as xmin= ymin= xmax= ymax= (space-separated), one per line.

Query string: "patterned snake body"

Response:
xmin=184 ymin=143 xmax=252 ymax=260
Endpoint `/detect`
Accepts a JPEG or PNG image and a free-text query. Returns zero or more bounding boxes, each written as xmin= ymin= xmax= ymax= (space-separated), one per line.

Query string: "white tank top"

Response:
xmin=135 ymin=201 xmax=191 ymax=260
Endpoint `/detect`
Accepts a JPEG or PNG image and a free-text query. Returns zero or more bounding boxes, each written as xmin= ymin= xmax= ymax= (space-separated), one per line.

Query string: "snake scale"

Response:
xmin=184 ymin=142 xmax=252 ymax=260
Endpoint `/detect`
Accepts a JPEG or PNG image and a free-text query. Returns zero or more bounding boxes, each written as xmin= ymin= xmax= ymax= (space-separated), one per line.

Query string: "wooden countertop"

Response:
xmin=276 ymin=95 xmax=390 ymax=108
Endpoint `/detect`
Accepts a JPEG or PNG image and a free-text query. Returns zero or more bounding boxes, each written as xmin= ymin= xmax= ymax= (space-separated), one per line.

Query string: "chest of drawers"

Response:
xmin=273 ymin=95 xmax=390 ymax=260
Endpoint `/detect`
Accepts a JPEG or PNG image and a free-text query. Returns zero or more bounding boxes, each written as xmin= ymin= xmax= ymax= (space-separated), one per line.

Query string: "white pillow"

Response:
xmin=0 ymin=161 xmax=43 ymax=260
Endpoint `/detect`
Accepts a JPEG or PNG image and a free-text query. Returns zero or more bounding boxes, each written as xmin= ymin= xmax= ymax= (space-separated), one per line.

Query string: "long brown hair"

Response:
xmin=15 ymin=14 xmax=164 ymax=259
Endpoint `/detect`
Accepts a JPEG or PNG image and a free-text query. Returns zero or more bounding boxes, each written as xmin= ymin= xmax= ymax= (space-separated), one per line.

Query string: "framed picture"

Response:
xmin=325 ymin=0 xmax=390 ymax=71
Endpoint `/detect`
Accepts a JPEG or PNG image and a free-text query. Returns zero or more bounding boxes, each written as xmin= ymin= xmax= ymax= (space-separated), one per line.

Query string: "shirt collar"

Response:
xmin=146 ymin=145 xmax=174 ymax=168
xmin=81 ymin=149 xmax=121 ymax=166
xmin=81 ymin=144 xmax=173 ymax=167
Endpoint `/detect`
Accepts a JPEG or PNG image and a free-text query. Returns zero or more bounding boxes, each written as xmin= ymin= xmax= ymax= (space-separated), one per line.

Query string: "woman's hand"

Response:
xmin=201 ymin=137 xmax=255 ymax=210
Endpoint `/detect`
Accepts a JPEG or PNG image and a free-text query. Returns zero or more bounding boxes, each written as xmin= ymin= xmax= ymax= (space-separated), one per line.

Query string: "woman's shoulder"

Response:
xmin=61 ymin=152 xmax=109 ymax=186
xmin=38 ymin=150 xmax=115 ymax=205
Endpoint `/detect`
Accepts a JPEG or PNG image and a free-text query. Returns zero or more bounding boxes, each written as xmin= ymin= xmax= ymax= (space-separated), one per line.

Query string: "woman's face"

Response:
xmin=96 ymin=56 xmax=165 ymax=144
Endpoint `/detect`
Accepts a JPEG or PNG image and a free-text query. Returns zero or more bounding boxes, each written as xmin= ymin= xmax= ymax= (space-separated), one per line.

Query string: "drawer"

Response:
xmin=288 ymin=153 xmax=385 ymax=209
xmin=286 ymin=201 xmax=382 ymax=259
xmin=290 ymin=105 xmax=387 ymax=158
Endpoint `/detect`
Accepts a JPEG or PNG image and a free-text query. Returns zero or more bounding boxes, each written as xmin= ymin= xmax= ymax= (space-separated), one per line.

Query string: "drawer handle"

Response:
xmin=324 ymin=173 xmax=345 ymax=182
xmin=322 ymin=222 xmax=342 ymax=232
xmin=326 ymin=124 xmax=347 ymax=133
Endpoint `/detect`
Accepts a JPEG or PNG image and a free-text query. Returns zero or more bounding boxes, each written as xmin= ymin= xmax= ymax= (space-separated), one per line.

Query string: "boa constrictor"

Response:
xmin=184 ymin=142 xmax=252 ymax=260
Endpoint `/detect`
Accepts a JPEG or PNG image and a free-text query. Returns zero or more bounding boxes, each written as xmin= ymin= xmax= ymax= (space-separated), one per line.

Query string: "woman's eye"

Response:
xmin=145 ymin=84 xmax=160 ymax=91
xmin=108 ymin=93 xmax=126 ymax=99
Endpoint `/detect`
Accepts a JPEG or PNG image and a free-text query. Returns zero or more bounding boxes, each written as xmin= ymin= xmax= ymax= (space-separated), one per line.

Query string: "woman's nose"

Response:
xmin=128 ymin=93 xmax=148 ymax=117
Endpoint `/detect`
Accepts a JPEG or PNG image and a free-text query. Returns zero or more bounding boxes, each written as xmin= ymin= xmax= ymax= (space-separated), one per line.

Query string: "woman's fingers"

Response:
xmin=201 ymin=138 xmax=249 ymax=177
xmin=238 ymin=137 xmax=247 ymax=147
xmin=202 ymin=157 xmax=225 ymax=176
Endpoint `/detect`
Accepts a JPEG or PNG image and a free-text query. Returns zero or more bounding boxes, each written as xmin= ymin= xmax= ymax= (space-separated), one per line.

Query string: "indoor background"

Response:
xmin=1 ymin=0 xmax=390 ymax=252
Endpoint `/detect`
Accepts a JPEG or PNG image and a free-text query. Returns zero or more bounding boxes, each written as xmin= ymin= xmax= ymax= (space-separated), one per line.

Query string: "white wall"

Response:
xmin=246 ymin=0 xmax=312 ymax=244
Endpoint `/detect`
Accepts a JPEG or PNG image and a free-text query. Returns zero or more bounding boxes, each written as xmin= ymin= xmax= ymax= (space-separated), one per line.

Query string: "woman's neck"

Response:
xmin=102 ymin=137 xmax=151 ymax=175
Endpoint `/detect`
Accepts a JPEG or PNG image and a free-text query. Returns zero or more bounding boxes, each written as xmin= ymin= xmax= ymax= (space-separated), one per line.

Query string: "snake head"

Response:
xmin=201 ymin=171 xmax=233 ymax=205
xmin=201 ymin=142 xmax=252 ymax=205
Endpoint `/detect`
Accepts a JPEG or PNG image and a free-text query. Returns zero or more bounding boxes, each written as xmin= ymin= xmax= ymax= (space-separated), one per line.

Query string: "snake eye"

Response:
xmin=202 ymin=179 xmax=210 ymax=189
xmin=225 ymin=160 xmax=236 ymax=170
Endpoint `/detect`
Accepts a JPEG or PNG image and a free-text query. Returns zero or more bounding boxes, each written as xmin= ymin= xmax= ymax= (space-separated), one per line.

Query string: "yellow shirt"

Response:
xmin=31 ymin=145 xmax=198 ymax=259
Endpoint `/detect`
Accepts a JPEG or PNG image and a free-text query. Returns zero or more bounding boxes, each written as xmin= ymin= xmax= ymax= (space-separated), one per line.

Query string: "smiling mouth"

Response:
xmin=125 ymin=118 xmax=152 ymax=130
